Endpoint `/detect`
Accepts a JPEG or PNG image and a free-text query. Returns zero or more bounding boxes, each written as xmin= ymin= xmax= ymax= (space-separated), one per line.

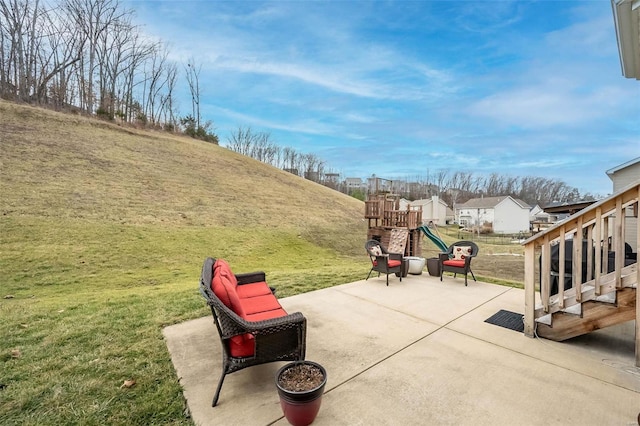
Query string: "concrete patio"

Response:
xmin=164 ymin=273 xmax=639 ymax=426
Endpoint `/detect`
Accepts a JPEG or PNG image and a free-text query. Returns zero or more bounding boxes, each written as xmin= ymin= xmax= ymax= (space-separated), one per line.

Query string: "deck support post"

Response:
xmin=524 ymin=243 xmax=536 ymax=338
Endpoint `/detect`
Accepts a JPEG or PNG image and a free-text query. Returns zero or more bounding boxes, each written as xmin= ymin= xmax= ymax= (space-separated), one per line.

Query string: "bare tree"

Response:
xmin=42 ymin=4 xmax=85 ymax=107
xmin=184 ymin=58 xmax=201 ymax=128
xmin=159 ymin=60 xmax=178 ymax=130
xmin=144 ymin=44 xmax=170 ymax=124
xmin=64 ymin=0 xmax=125 ymax=113
xmin=0 ymin=0 xmax=40 ymax=101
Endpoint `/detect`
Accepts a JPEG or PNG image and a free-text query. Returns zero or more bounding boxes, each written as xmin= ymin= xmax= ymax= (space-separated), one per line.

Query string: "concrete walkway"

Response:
xmin=163 ymin=273 xmax=640 ymax=426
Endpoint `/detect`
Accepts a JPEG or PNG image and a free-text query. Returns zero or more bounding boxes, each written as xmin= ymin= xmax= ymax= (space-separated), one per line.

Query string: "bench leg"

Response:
xmin=212 ymin=371 xmax=226 ymax=407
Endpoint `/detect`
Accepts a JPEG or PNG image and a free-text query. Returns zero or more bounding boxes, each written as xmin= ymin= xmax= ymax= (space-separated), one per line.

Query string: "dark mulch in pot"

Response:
xmin=278 ymin=363 xmax=324 ymax=392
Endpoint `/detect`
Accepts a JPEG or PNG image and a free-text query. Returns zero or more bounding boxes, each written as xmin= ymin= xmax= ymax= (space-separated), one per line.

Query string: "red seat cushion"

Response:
xmin=230 ymin=307 xmax=289 ymax=357
xmin=229 ymin=335 xmax=254 ymax=358
xmin=237 ymin=281 xmax=272 ymax=299
xmin=245 ymin=308 xmax=288 ymax=322
xmin=241 ymin=294 xmax=283 ymax=315
xmin=443 ymin=259 xmax=466 ymax=268
xmin=373 ymin=259 xmax=402 ymax=268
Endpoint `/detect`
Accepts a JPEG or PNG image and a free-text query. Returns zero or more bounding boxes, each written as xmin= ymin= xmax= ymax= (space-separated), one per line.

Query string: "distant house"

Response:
xmin=445 ymin=206 xmax=455 ymax=224
xmin=399 ymin=195 xmax=449 ymax=225
xmin=606 ymin=156 xmax=640 ymax=250
xmin=529 ymin=204 xmax=550 ymax=223
xmin=456 ymin=196 xmax=530 ymax=234
xmin=344 ymin=177 xmax=364 ymax=192
xmin=606 ymin=156 xmax=640 ymax=191
xmin=529 ymin=204 xmax=553 ymax=233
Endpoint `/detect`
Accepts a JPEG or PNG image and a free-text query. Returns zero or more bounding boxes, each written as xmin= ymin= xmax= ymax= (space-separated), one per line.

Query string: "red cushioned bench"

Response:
xmin=199 ymin=257 xmax=306 ymax=406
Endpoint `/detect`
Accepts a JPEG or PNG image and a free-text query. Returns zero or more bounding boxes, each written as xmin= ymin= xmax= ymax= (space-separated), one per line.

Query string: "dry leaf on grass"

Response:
xmin=120 ymin=379 xmax=136 ymax=389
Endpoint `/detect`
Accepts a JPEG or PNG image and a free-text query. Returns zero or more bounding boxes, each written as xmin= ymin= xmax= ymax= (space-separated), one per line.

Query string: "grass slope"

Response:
xmin=0 ymin=101 xmax=368 ymax=424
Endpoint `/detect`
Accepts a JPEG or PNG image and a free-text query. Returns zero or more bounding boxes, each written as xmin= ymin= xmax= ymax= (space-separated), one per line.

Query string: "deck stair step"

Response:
xmin=534 ymin=287 xmax=636 ymax=341
xmin=534 ymin=263 xmax=637 ymax=318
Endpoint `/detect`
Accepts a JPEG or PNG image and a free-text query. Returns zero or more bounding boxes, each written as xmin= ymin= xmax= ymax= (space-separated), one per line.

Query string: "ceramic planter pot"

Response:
xmin=275 ymin=361 xmax=327 ymax=426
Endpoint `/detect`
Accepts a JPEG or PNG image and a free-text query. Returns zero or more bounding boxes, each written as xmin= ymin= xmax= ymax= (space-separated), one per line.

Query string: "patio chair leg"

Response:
xmin=212 ymin=371 xmax=226 ymax=407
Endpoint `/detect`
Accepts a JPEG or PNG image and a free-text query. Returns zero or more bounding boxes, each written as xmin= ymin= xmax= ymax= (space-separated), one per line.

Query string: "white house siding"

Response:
xmin=607 ymin=157 xmax=640 ymax=192
xmin=607 ymin=158 xmax=640 ymax=253
xmin=419 ymin=196 xmax=448 ymax=225
xmin=456 ymin=196 xmax=530 ymax=234
xmin=457 ymin=207 xmax=495 ymax=228
xmin=400 ymin=196 xmax=449 ymax=225
xmin=493 ymin=198 xmax=530 ymax=234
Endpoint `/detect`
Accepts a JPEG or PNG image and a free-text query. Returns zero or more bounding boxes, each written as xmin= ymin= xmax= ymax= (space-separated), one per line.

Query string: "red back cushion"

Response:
xmin=213 ymin=259 xmax=238 ymax=287
xmin=211 ymin=260 xmax=245 ymax=317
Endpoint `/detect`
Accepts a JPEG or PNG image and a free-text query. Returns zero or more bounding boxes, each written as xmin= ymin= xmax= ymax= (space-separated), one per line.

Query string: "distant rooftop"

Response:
xmin=543 ymin=200 xmax=598 ymax=214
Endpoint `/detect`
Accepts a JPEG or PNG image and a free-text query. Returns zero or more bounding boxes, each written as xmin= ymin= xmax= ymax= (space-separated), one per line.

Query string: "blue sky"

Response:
xmin=128 ymin=0 xmax=639 ymax=196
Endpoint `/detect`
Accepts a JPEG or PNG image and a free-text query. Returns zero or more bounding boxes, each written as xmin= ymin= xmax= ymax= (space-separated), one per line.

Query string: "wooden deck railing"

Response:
xmin=380 ymin=210 xmax=421 ymax=229
xmin=522 ymin=182 xmax=640 ymax=366
xmin=365 ymin=198 xmax=422 ymax=229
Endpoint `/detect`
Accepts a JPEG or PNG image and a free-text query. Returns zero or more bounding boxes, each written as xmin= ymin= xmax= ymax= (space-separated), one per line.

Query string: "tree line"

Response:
xmin=0 ymin=0 xmax=216 ymax=141
xmin=396 ymin=170 xmax=599 ymax=208
xmin=225 ymin=128 xmax=601 ymax=207
xmin=225 ymin=127 xmax=325 ymax=179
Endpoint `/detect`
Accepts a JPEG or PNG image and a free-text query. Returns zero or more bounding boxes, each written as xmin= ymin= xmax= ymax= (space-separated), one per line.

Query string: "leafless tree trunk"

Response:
xmin=0 ymin=0 xmax=39 ymax=101
xmin=145 ymin=45 xmax=171 ymax=125
xmin=159 ymin=61 xmax=178 ymax=130
xmin=184 ymin=58 xmax=201 ymax=128
xmin=64 ymin=0 xmax=123 ymax=113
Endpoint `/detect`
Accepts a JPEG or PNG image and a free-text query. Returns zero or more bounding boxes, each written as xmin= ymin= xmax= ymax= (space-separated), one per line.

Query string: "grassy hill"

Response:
xmin=0 ymin=100 xmax=368 ymax=424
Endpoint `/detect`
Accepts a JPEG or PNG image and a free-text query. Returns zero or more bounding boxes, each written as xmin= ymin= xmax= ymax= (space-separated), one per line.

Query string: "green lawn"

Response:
xmin=0 ymin=216 xmax=368 ymax=425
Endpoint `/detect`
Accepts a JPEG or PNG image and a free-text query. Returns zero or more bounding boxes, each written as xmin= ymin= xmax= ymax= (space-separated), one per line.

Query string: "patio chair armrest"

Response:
xmin=235 ymin=271 xmax=266 ymax=285
xmin=388 ymin=252 xmax=403 ymax=261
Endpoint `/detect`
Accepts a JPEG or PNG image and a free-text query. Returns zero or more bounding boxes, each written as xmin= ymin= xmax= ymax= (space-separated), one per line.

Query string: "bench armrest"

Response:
xmin=235 ymin=271 xmax=266 ymax=285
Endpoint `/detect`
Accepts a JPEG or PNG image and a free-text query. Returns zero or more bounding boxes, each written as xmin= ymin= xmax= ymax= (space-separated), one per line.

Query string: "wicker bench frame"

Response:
xmin=199 ymin=257 xmax=307 ymax=406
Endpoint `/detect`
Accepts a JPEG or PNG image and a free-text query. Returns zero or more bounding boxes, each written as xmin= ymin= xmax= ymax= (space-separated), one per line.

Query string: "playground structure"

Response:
xmin=364 ymin=193 xmax=449 ymax=257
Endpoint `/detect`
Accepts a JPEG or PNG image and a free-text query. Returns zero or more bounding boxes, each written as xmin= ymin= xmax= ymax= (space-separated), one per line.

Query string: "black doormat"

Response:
xmin=484 ymin=309 xmax=524 ymax=332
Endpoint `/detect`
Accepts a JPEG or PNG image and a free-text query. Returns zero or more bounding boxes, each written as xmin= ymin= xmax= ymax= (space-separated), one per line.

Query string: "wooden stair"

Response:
xmin=523 ymin=181 xmax=640 ymax=366
xmin=535 ymin=287 xmax=636 ymax=341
